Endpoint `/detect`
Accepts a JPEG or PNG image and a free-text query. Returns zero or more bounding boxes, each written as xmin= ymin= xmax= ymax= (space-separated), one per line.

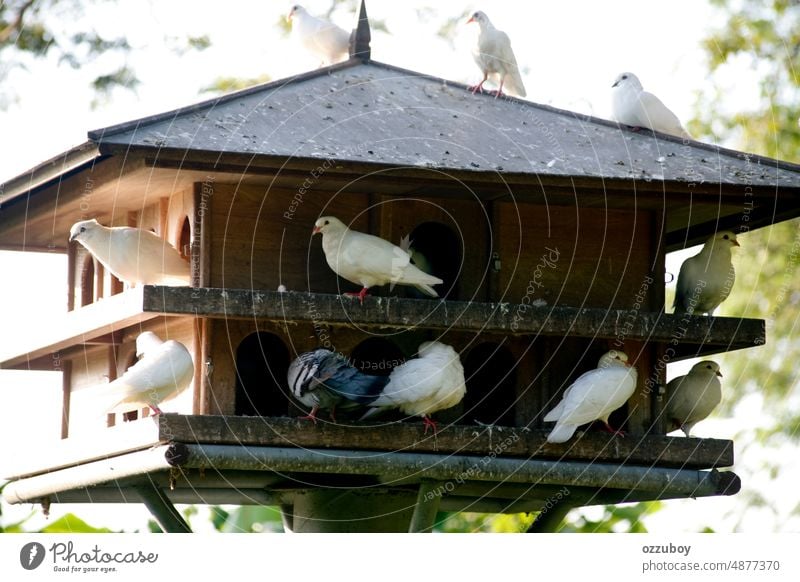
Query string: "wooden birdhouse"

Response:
xmin=2 ymin=2 xmax=799 ymax=532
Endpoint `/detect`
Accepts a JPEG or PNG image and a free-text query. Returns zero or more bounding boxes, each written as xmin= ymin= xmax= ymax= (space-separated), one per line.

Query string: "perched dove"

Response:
xmin=544 ymin=350 xmax=637 ymax=444
xmin=361 ymin=341 xmax=466 ymax=434
xmin=673 ymin=231 xmax=739 ymax=315
xmin=313 ymin=216 xmax=444 ymax=303
xmin=69 ymin=219 xmax=190 ymax=286
xmin=287 ymin=4 xmax=350 ymax=67
xmin=104 ymin=331 xmax=193 ymax=415
xmin=466 ymin=11 xmax=526 ymax=98
xmin=611 ymin=72 xmax=691 ymax=139
xmin=665 ymin=361 xmax=723 ymax=437
xmin=287 ymin=349 xmax=389 ymax=423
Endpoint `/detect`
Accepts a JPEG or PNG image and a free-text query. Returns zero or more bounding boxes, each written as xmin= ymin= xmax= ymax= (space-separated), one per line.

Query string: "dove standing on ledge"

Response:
xmin=361 ymin=341 xmax=466 ymax=434
xmin=611 ymin=72 xmax=691 ymax=139
xmin=104 ymin=332 xmax=193 ymax=415
xmin=69 ymin=219 xmax=190 ymax=286
xmin=673 ymin=231 xmax=739 ymax=315
xmin=287 ymin=349 xmax=389 ymax=423
xmin=466 ymin=11 xmax=526 ymax=98
xmin=287 ymin=4 xmax=350 ymax=67
xmin=313 ymin=216 xmax=443 ymax=303
xmin=544 ymin=350 xmax=637 ymax=444
xmin=665 ymin=361 xmax=723 ymax=437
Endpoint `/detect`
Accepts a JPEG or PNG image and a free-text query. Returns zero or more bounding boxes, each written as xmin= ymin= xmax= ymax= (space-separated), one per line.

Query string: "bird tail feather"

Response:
xmin=414 ymin=283 xmax=439 ymax=298
xmin=546 ymin=423 xmax=578 ymax=444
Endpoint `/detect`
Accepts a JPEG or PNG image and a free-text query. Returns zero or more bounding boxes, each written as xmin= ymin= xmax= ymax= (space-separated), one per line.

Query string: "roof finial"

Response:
xmin=349 ymin=0 xmax=371 ymax=61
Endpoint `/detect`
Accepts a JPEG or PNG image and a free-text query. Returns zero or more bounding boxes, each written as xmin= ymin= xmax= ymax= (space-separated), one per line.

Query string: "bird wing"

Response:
xmin=370 ymin=358 xmax=442 ymax=409
xmin=556 ymin=367 xmax=634 ymax=426
xmin=543 ymin=385 xmax=574 ymax=422
xmin=493 ymin=31 xmax=526 ymax=97
xmin=112 ymin=228 xmax=190 ymax=284
xmin=316 ymin=355 xmax=389 ymax=405
xmin=105 ymin=341 xmax=193 ymax=411
xmin=638 ymin=91 xmax=687 ymax=137
xmin=339 ymin=231 xmax=412 ymax=284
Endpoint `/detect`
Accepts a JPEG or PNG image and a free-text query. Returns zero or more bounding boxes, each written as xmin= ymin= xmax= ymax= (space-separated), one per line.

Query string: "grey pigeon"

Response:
xmin=287 ymin=349 xmax=388 ymax=423
xmin=674 ymin=231 xmax=739 ymax=315
xmin=665 ymin=360 xmax=723 ymax=437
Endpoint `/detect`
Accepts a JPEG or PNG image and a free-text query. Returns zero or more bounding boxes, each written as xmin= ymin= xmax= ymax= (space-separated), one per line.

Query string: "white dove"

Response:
xmin=69 ymin=219 xmax=190 ymax=286
xmin=104 ymin=331 xmax=194 ymax=415
xmin=287 ymin=4 xmax=350 ymax=67
xmin=361 ymin=341 xmax=466 ymax=434
xmin=673 ymin=231 xmax=739 ymax=315
xmin=544 ymin=350 xmax=637 ymax=444
xmin=312 ymin=216 xmax=443 ymax=303
xmin=466 ymin=10 xmax=526 ymax=98
xmin=611 ymin=72 xmax=691 ymax=139
xmin=665 ymin=360 xmax=723 ymax=437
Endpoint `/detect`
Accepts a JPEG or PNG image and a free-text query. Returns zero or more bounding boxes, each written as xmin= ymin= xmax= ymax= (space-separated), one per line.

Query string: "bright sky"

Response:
xmin=0 ymin=0 xmax=793 ymax=533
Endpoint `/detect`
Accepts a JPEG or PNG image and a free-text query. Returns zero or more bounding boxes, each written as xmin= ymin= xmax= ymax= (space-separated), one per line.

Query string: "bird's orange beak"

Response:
xmin=466 ymin=16 xmax=475 ymax=24
xmin=312 ymin=226 xmax=321 ymax=235
xmin=286 ymin=11 xmax=294 ymax=23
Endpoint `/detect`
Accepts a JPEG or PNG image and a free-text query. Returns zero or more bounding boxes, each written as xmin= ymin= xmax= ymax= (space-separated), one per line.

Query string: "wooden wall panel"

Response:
xmin=208 ymin=183 xmax=369 ymax=293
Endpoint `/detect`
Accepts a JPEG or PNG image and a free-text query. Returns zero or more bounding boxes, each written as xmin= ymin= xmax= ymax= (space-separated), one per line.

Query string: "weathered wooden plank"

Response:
xmin=142 ymin=286 xmax=765 ymax=358
xmin=3 ymin=416 xmax=163 ymax=480
xmin=0 ymin=287 xmax=161 ymax=369
xmin=157 ymin=415 xmax=734 ymax=470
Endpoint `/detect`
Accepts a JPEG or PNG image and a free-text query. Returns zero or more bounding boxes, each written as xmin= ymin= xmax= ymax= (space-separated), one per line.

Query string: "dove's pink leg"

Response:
xmin=344 ymin=287 xmax=369 ymax=304
xmin=600 ymin=421 xmax=625 ymax=438
xmin=422 ymin=416 xmax=438 ymax=435
xmin=299 ymin=406 xmax=319 ymax=424
xmin=468 ymin=74 xmax=488 ymax=94
xmin=491 ymin=76 xmax=506 ymax=99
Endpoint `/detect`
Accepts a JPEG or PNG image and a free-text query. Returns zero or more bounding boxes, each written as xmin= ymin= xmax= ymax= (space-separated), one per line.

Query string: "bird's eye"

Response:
xmin=80 ymin=227 xmax=86 ymax=233
xmin=622 ymin=75 xmax=628 ymax=80
xmin=324 ymin=220 xmax=329 ymax=225
xmin=723 ymin=234 xmax=730 ymax=240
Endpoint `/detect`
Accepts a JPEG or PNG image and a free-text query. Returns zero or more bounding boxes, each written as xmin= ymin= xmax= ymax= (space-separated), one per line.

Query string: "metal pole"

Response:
xmin=408 ymin=479 xmax=441 ymax=533
xmin=134 ymin=483 xmax=192 ymax=533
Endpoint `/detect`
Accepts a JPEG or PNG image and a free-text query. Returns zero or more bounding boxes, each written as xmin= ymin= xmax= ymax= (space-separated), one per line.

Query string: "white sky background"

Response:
xmin=0 ymin=0 xmax=794 ymax=532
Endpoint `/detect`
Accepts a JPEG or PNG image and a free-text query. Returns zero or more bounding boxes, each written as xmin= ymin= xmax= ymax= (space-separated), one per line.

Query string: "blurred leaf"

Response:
xmin=39 ymin=513 xmax=113 ymax=533
xmin=201 ymin=74 xmax=271 ymax=95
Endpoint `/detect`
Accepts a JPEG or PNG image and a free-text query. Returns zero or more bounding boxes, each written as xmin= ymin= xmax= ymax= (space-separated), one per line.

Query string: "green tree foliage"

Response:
xmin=0 ymin=0 xmax=209 ymax=107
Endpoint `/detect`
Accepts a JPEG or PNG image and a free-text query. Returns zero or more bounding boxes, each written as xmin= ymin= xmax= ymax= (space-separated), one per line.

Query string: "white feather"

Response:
xmin=288 ymin=5 xmax=350 ymax=67
xmin=103 ymin=332 xmax=193 ymax=413
xmin=468 ymin=11 xmax=526 ymax=97
xmin=313 ymin=216 xmax=443 ymax=296
xmin=544 ymin=350 xmax=637 ymax=444
xmin=69 ymin=219 xmax=190 ymax=286
xmin=363 ymin=341 xmax=466 ymax=419
xmin=611 ymin=72 xmax=691 ymax=139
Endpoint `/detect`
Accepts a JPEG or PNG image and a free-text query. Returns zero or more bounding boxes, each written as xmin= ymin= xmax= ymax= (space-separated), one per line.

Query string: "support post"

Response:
xmin=135 ymin=484 xmax=192 ymax=533
xmin=408 ymin=479 xmax=441 ymax=533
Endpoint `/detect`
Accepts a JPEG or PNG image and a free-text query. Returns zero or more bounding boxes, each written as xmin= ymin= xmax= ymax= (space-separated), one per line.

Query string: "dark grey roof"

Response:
xmin=88 ymin=59 xmax=800 ymax=189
